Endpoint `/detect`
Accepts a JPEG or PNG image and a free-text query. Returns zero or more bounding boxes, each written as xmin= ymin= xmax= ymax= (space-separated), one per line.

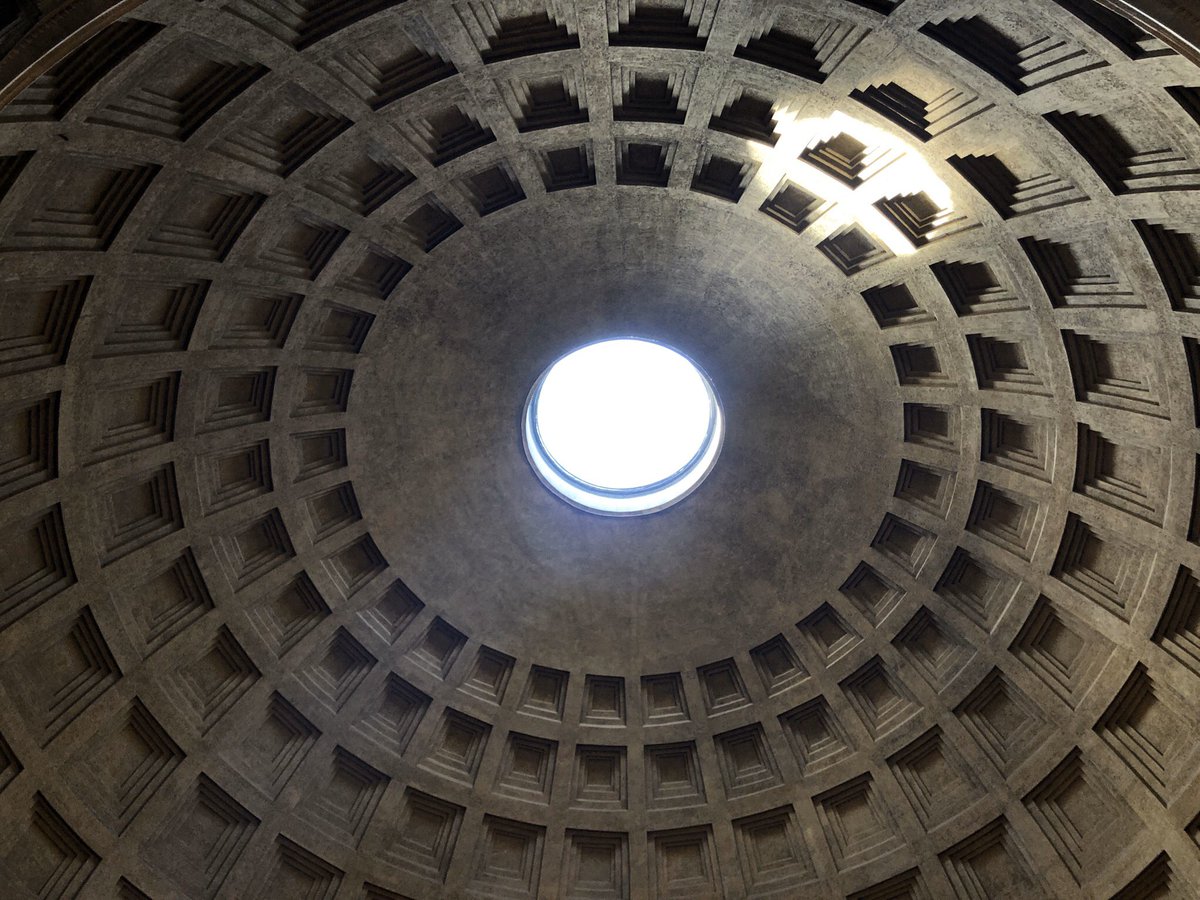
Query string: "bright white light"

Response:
xmin=536 ymin=340 xmax=711 ymax=488
xmin=524 ymin=338 xmax=723 ymax=516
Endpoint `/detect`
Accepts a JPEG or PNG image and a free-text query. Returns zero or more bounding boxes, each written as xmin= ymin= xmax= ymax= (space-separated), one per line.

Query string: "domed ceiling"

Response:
xmin=1 ymin=0 xmax=1200 ymax=897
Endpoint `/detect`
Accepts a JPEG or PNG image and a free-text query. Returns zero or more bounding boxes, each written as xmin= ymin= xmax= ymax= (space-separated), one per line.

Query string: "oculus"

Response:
xmin=523 ymin=337 xmax=723 ymax=516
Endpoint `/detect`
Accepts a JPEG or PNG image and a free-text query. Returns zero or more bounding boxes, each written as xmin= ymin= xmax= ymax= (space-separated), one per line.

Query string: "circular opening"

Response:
xmin=523 ymin=338 xmax=724 ymax=516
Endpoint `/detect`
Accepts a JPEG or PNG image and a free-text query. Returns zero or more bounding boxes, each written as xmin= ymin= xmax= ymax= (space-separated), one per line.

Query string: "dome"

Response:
xmin=0 ymin=0 xmax=1199 ymax=896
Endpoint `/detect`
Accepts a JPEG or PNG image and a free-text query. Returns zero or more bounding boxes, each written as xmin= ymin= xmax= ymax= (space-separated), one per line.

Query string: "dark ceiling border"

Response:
xmin=0 ymin=0 xmax=148 ymax=111
xmin=1096 ymin=0 xmax=1200 ymax=64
